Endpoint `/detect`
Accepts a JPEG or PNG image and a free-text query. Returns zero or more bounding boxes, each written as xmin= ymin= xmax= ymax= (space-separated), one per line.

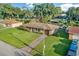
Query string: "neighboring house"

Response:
xmin=49 ymin=19 xmax=61 ymax=24
xmin=60 ymin=13 xmax=66 ymax=16
xmin=1 ymin=19 xmax=23 ymax=28
xmin=68 ymin=27 xmax=79 ymax=40
xmin=22 ymin=22 xmax=59 ymax=35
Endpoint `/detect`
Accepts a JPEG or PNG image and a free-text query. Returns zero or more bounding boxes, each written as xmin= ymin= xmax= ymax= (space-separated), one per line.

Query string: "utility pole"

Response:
xmin=43 ymin=39 xmax=45 ymax=56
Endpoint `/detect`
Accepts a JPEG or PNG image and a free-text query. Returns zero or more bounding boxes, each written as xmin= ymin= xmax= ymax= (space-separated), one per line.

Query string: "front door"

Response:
xmin=45 ymin=30 xmax=49 ymax=35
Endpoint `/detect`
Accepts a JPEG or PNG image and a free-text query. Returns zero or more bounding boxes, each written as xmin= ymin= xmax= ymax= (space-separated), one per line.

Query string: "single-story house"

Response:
xmin=68 ymin=27 xmax=79 ymax=40
xmin=22 ymin=22 xmax=59 ymax=35
xmin=1 ymin=19 xmax=23 ymax=28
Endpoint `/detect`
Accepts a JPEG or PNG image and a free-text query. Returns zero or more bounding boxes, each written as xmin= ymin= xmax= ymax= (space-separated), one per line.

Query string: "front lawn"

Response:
xmin=0 ymin=28 xmax=40 ymax=48
xmin=31 ymin=28 xmax=71 ymax=56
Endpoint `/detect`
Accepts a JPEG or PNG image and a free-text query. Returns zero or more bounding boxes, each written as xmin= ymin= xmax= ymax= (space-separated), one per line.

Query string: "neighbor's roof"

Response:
xmin=23 ymin=22 xmax=59 ymax=30
xmin=68 ymin=26 xmax=79 ymax=34
xmin=2 ymin=19 xmax=21 ymax=25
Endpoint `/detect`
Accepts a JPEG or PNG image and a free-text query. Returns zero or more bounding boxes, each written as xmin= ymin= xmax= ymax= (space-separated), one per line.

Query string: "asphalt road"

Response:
xmin=0 ymin=41 xmax=31 ymax=56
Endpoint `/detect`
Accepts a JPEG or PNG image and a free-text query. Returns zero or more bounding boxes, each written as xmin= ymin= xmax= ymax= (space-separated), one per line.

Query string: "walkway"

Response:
xmin=21 ymin=34 xmax=47 ymax=52
xmin=0 ymin=41 xmax=31 ymax=56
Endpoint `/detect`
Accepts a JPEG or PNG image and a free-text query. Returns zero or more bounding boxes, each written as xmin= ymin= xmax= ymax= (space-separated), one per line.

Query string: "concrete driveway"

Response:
xmin=21 ymin=34 xmax=47 ymax=52
xmin=0 ymin=41 xmax=31 ymax=56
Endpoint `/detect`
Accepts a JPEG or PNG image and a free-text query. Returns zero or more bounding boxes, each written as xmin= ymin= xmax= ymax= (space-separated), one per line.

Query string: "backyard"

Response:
xmin=0 ymin=27 xmax=40 ymax=48
xmin=31 ymin=28 xmax=71 ymax=56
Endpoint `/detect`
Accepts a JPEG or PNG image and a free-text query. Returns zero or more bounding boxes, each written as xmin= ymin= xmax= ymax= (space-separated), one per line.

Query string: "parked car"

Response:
xmin=69 ymin=43 xmax=77 ymax=51
xmin=67 ymin=39 xmax=78 ymax=56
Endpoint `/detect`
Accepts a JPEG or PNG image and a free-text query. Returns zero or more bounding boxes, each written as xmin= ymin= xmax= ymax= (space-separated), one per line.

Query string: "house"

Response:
xmin=1 ymin=19 xmax=23 ymax=28
xmin=22 ymin=22 xmax=59 ymax=35
xmin=60 ymin=13 xmax=66 ymax=16
xmin=49 ymin=19 xmax=61 ymax=25
xmin=68 ymin=27 xmax=79 ymax=40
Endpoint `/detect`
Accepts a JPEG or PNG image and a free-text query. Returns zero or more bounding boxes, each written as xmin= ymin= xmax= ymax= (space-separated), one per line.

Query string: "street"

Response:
xmin=0 ymin=41 xmax=31 ymax=56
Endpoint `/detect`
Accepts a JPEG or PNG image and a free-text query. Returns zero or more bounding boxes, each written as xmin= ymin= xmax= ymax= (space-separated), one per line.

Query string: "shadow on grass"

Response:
xmin=53 ymin=28 xmax=68 ymax=39
xmin=53 ymin=38 xmax=71 ymax=56
xmin=60 ymin=38 xmax=71 ymax=45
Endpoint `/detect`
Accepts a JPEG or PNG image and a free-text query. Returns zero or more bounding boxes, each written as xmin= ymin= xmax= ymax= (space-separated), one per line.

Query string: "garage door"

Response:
xmin=73 ymin=34 xmax=79 ymax=40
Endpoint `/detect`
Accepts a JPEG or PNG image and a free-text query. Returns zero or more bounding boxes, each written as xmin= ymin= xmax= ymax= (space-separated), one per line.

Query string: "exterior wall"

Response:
xmin=2 ymin=24 xmax=6 ymax=27
xmin=32 ymin=28 xmax=38 ymax=32
xmin=11 ymin=22 xmax=22 ymax=27
xmin=49 ymin=30 xmax=55 ymax=35
xmin=69 ymin=34 xmax=73 ymax=40
xmin=1 ymin=22 xmax=22 ymax=28
xmin=69 ymin=34 xmax=79 ymax=40
xmin=31 ymin=28 xmax=44 ymax=34
xmin=72 ymin=34 xmax=79 ymax=40
xmin=1 ymin=24 xmax=10 ymax=27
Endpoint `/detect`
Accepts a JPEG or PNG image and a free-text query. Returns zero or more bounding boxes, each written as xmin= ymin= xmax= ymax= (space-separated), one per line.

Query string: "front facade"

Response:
xmin=26 ymin=27 xmax=48 ymax=34
xmin=22 ymin=22 xmax=59 ymax=35
xmin=68 ymin=27 xmax=79 ymax=40
xmin=69 ymin=34 xmax=79 ymax=40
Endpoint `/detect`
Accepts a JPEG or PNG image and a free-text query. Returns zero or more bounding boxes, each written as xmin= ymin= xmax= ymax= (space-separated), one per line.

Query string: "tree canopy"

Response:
xmin=33 ymin=3 xmax=62 ymax=22
xmin=0 ymin=3 xmax=62 ymax=23
xmin=66 ymin=7 xmax=79 ymax=26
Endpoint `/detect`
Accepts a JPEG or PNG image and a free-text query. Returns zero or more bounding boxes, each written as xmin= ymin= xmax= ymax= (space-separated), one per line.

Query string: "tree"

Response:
xmin=66 ymin=7 xmax=76 ymax=20
xmin=33 ymin=3 xmax=62 ymax=23
xmin=0 ymin=4 xmax=16 ymax=19
xmin=66 ymin=7 xmax=79 ymax=26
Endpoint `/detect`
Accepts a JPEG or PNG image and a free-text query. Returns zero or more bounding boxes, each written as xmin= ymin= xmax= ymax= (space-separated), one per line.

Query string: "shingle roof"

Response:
xmin=68 ymin=27 xmax=79 ymax=34
xmin=23 ymin=22 xmax=59 ymax=30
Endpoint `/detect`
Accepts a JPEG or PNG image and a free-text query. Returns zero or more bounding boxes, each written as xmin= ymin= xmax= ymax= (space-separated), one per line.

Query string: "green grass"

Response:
xmin=32 ymin=28 xmax=71 ymax=56
xmin=0 ymin=28 xmax=40 ymax=48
